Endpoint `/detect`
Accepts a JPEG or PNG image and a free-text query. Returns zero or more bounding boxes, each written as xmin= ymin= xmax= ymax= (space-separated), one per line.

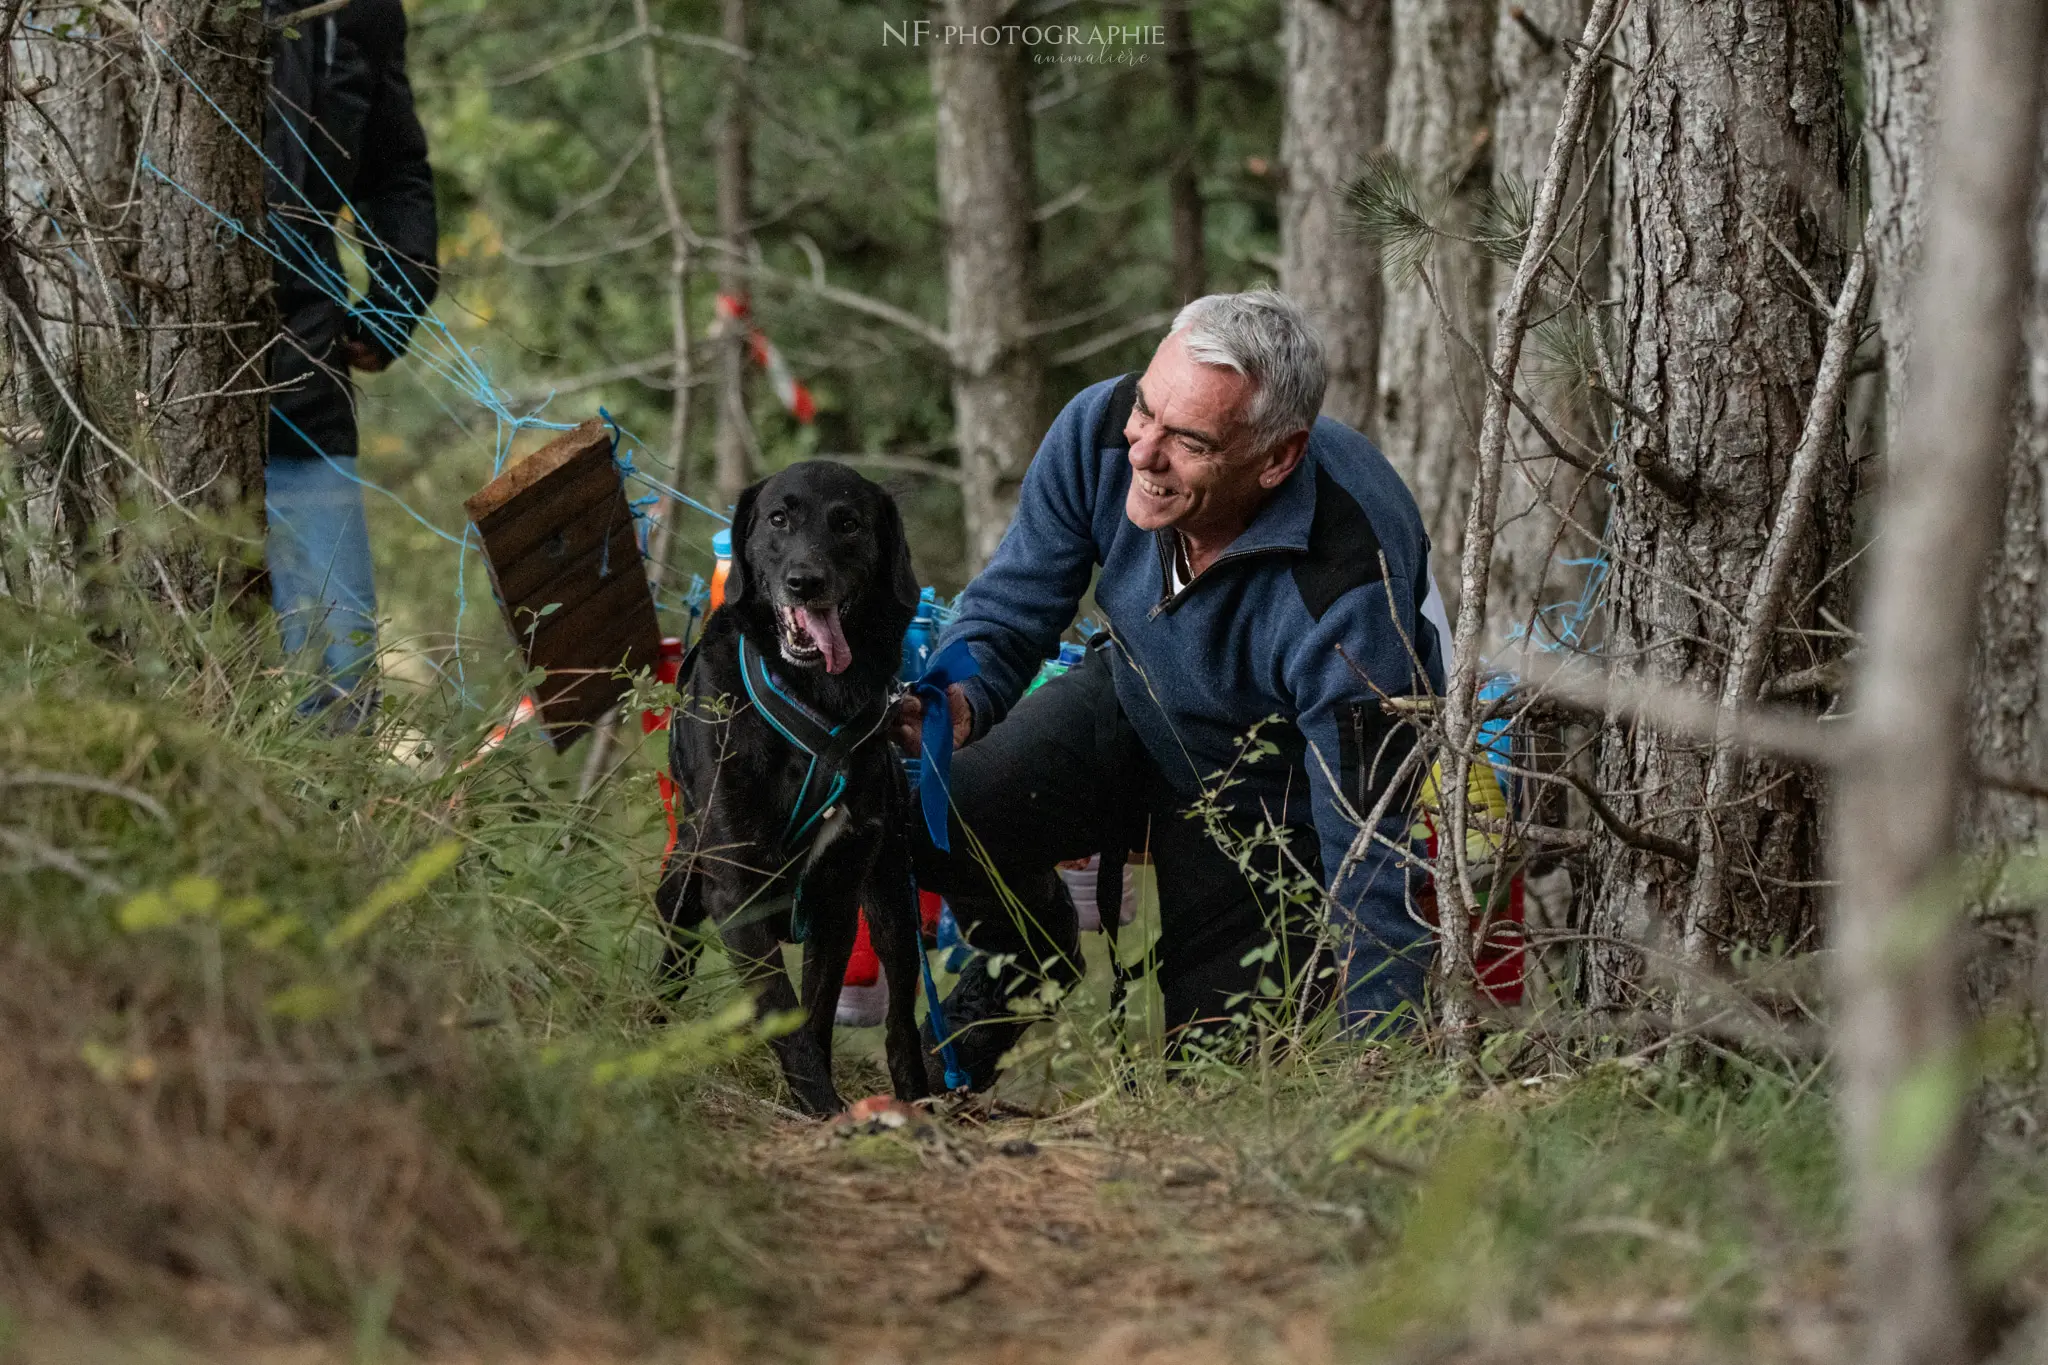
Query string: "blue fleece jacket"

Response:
xmin=940 ymin=373 xmax=1448 ymax=1019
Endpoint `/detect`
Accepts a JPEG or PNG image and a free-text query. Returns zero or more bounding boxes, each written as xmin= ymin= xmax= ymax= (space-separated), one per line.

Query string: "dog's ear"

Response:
xmin=722 ymin=478 xmax=767 ymax=613
xmin=875 ymin=484 xmax=919 ymax=615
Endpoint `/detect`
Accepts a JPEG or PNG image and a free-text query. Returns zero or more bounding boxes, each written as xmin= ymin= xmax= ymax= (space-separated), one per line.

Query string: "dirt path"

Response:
xmin=715 ymin=1097 xmax=1835 ymax=1365
xmin=11 ymin=1099 xmax=1837 ymax=1365
xmin=731 ymin=1101 xmax=1341 ymax=1364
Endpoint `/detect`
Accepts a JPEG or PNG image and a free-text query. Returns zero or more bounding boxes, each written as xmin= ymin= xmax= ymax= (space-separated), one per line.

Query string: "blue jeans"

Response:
xmin=266 ymin=452 xmax=378 ymax=704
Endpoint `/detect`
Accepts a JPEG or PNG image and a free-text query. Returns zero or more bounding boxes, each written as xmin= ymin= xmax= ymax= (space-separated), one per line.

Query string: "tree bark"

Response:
xmin=135 ymin=2 xmax=270 ymax=609
xmin=3 ymin=11 xmax=140 ymax=597
xmin=1 ymin=5 xmax=267 ymax=613
xmin=1832 ymin=3 xmax=2048 ymax=1359
xmin=1277 ymin=0 xmax=1388 ymax=436
xmin=1164 ymin=0 xmax=1204 ymax=306
xmin=1377 ymin=0 xmax=1495 ymax=612
xmin=1853 ymin=0 xmax=1939 ymax=448
xmin=1423 ymin=0 xmax=1620 ymax=1046
xmin=1584 ymin=1 xmax=1848 ymax=1010
xmin=712 ymin=0 xmax=752 ymax=512
xmin=932 ymin=4 xmax=1043 ymax=570
xmin=1961 ymin=103 xmax=2048 ymax=1007
xmin=1487 ymin=0 xmax=1606 ymax=655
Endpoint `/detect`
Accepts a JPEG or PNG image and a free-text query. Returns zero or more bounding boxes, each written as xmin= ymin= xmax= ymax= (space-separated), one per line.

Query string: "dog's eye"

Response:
xmin=830 ymin=510 xmax=861 ymax=535
xmin=766 ymin=509 xmax=789 ymax=530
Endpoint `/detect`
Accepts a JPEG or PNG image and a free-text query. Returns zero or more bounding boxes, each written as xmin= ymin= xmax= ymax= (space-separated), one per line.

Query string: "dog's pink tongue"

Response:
xmin=798 ymin=605 xmax=851 ymax=674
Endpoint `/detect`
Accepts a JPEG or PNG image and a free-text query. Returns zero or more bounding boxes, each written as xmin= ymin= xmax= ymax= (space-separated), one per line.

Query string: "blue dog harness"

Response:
xmin=732 ymin=635 xmax=893 ymax=941
xmin=684 ymin=630 xmax=974 ymax=1090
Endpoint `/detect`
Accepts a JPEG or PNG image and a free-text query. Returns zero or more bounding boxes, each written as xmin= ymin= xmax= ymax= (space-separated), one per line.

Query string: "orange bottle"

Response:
xmin=709 ymin=528 xmax=732 ymax=611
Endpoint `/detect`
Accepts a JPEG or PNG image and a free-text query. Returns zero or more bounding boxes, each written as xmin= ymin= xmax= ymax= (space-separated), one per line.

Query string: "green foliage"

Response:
xmin=0 ymin=587 xmax=773 ymax=1338
xmin=1342 ymin=150 xmax=1441 ymax=283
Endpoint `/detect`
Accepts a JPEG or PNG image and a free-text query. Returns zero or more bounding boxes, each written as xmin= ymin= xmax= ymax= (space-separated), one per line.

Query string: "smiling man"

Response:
xmin=901 ymin=289 xmax=1447 ymax=1087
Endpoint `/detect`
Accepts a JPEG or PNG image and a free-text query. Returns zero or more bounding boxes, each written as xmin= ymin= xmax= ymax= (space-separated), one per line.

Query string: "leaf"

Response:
xmin=249 ymin=912 xmax=307 ymax=951
xmin=169 ymin=875 xmax=221 ymax=914
xmin=267 ymin=982 xmax=345 ymax=1020
xmin=588 ymin=999 xmax=768 ymax=1086
xmin=117 ymin=889 xmax=180 ymax=932
xmin=325 ymin=839 xmax=464 ymax=949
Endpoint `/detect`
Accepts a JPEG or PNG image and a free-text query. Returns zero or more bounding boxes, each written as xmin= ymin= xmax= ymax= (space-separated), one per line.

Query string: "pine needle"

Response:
xmin=1475 ymin=172 xmax=1536 ymax=267
xmin=1343 ymin=151 xmax=1442 ymax=283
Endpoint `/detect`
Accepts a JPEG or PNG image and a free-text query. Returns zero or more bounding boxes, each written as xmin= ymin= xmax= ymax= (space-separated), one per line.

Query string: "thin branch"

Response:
xmin=1424 ymin=273 xmax=1618 ymax=485
xmin=1565 ymin=768 xmax=1698 ymax=870
xmin=1431 ymin=0 xmax=1629 ymax=1043
xmin=0 ymin=769 xmax=170 ymax=822
xmin=718 ymin=236 xmax=949 ymax=352
xmin=1049 ymin=309 xmax=1178 ymax=366
xmin=269 ymin=0 xmax=352 ymax=29
xmin=0 ymin=826 xmax=122 ymax=894
xmin=1679 ymin=227 xmax=1872 ymax=969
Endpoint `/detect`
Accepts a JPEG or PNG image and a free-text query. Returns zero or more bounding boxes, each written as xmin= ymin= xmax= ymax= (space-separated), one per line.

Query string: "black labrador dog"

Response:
xmin=655 ymin=461 xmax=931 ymax=1116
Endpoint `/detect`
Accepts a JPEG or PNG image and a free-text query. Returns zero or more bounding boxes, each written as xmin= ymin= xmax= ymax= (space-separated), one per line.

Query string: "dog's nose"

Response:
xmin=783 ymin=568 xmax=826 ymax=601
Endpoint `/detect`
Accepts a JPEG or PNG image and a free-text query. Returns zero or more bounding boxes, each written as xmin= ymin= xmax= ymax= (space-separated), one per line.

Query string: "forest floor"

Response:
xmin=8 ymin=1086 xmax=1854 ymax=1365
xmin=0 ymin=607 xmax=1887 ymax=1365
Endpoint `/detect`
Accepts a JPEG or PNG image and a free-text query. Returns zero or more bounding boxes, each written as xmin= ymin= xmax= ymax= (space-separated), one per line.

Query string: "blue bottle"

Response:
xmin=901 ymin=585 xmax=938 ymax=683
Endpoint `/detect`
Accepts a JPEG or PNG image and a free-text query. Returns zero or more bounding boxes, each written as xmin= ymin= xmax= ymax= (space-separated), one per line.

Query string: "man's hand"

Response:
xmin=340 ymin=338 xmax=390 ymax=373
xmin=892 ymin=682 xmax=972 ymax=757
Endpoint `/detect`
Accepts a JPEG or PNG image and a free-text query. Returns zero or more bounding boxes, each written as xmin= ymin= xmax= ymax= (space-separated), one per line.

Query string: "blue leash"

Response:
xmin=911 ymin=639 xmax=979 ymax=853
xmin=906 ymin=640 xmax=979 ymax=1090
xmin=917 ymin=907 xmax=969 ymax=1092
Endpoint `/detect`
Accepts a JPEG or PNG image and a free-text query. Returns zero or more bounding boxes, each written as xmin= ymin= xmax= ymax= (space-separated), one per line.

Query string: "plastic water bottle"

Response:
xmin=1024 ymin=639 xmax=1088 ymax=696
xmin=900 ymin=585 xmax=938 ymax=682
xmin=709 ymin=528 xmax=732 ymax=611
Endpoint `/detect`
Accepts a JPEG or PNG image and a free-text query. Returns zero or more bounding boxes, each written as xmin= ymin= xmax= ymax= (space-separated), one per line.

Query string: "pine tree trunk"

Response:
xmin=1276 ymin=0 xmax=1387 ymax=436
xmin=1 ymin=4 xmax=267 ymax=612
xmin=1487 ymin=0 xmax=1606 ymax=654
xmin=1377 ymin=0 xmax=1495 ymax=615
xmin=932 ymin=6 xmax=1043 ymax=569
xmin=1584 ymin=0 xmax=1848 ymax=1010
xmin=1968 ymin=301 xmax=2048 ymax=818
xmin=136 ymin=1 xmax=269 ymax=609
xmin=2 ymin=11 xmax=140 ymax=597
xmin=713 ymin=0 xmax=753 ymax=511
xmin=1164 ymin=0 xmax=1205 ymax=306
xmin=1961 ymin=122 xmax=2048 ymax=1008
xmin=1854 ymin=0 xmax=1938 ymax=446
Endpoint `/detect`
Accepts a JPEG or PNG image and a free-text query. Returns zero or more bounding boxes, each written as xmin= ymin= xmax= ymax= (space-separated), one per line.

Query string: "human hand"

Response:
xmin=891 ymin=683 xmax=972 ymax=756
xmin=340 ymin=338 xmax=389 ymax=373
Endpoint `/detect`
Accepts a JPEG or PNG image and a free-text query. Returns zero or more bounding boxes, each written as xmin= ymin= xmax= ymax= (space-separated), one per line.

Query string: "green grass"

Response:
xmin=8 ymin=563 xmax=2048 ymax=1362
xmin=0 ymin=577 xmax=781 ymax=1346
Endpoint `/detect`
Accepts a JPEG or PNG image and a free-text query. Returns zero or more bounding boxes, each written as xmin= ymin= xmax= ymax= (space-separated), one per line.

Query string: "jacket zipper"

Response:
xmin=1148 ymin=535 xmax=1295 ymax=618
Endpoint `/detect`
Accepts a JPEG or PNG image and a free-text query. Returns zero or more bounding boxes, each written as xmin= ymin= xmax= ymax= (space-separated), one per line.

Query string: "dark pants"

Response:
xmin=911 ymin=642 xmax=1330 ymax=1087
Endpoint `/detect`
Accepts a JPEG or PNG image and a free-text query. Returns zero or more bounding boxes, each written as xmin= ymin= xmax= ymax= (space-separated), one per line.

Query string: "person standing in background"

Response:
xmin=264 ymin=0 xmax=438 ymax=725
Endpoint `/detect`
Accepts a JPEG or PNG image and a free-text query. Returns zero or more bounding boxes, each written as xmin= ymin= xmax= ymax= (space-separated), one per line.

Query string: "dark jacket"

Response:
xmin=938 ymin=374 xmax=1448 ymax=1013
xmin=265 ymin=0 xmax=438 ymax=460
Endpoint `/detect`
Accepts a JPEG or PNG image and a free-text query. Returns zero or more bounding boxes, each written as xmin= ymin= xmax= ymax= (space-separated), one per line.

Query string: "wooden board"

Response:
xmin=465 ymin=419 xmax=662 ymax=750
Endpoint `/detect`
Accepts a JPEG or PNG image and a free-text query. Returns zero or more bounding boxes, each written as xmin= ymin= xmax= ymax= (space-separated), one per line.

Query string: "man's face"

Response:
xmin=1122 ymin=331 xmax=1300 ymax=541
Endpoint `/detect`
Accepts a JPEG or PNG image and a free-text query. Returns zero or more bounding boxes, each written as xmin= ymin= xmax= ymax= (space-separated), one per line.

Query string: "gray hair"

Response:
xmin=1166 ymin=289 xmax=1327 ymax=453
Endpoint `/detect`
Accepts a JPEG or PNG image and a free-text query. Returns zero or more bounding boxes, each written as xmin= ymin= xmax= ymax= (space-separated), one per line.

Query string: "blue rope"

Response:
xmin=128 ymin=23 xmax=744 ymax=712
xmin=913 ymin=877 xmax=970 ymax=1092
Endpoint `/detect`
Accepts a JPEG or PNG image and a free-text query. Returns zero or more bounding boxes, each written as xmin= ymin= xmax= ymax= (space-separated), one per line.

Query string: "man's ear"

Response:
xmin=1259 ymin=429 xmax=1311 ymax=489
xmin=721 ymin=479 xmax=765 ymax=612
xmin=876 ymin=485 xmax=920 ymax=615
